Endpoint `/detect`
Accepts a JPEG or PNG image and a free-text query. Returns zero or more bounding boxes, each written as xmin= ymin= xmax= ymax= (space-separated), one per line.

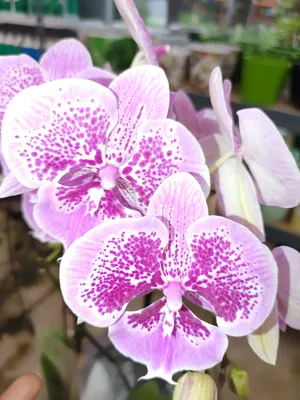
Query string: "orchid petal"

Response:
xmin=40 ymin=38 xmax=92 ymax=79
xmin=109 ymin=299 xmax=228 ymax=383
xmin=200 ymin=133 xmax=234 ymax=172
xmin=0 ymin=172 xmax=31 ymax=198
xmin=209 ymin=67 xmax=234 ymax=147
xmin=173 ymin=91 xmax=201 ymax=140
xmin=2 ymin=79 xmax=118 ymax=188
xmin=60 ymin=216 xmax=168 ymax=327
xmin=0 ymin=54 xmax=48 ymax=155
xmin=272 ymin=246 xmax=300 ymax=329
xmin=21 ymin=191 xmax=56 ymax=243
xmin=114 ymin=0 xmax=158 ymax=66
xmin=196 ymin=108 xmax=220 ymax=140
xmin=238 ymin=108 xmax=300 ymax=208
xmin=147 ymin=173 xmax=208 ymax=280
xmin=184 ymin=292 xmax=215 ymax=313
xmin=120 ymin=119 xmax=210 ymax=212
xmin=106 ymin=65 xmax=169 ymax=165
xmin=34 ymin=182 xmax=140 ymax=248
xmin=215 ymin=157 xmax=265 ymax=241
xmin=167 ymin=92 xmax=176 ymax=119
xmin=75 ymin=66 xmax=116 ymax=87
xmin=185 ymin=216 xmax=278 ymax=336
xmin=247 ymin=305 xmax=279 ymax=365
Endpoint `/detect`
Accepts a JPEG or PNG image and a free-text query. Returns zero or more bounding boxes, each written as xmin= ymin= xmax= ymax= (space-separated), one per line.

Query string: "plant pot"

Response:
xmin=188 ymin=42 xmax=240 ymax=94
xmin=241 ymin=54 xmax=291 ymax=106
xmin=290 ymin=60 xmax=300 ymax=109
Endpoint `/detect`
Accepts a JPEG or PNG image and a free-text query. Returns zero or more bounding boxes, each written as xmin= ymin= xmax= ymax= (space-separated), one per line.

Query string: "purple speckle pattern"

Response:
xmin=54 ymin=183 xmax=133 ymax=219
xmin=106 ymin=66 xmax=169 ymax=165
xmin=0 ymin=56 xmax=46 ymax=125
xmin=78 ymin=230 xmax=166 ymax=318
xmin=121 ymin=121 xmax=184 ymax=210
xmin=184 ymin=227 xmax=261 ymax=323
xmin=16 ymin=95 xmax=111 ymax=182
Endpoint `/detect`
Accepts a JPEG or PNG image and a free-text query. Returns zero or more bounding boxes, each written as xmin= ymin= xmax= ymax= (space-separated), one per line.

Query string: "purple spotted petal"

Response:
xmin=40 ymin=38 xmax=92 ymax=79
xmin=238 ymin=108 xmax=300 ymax=208
xmin=147 ymin=173 xmax=208 ymax=281
xmin=0 ymin=55 xmax=48 ymax=166
xmin=21 ymin=191 xmax=56 ymax=243
xmin=75 ymin=67 xmax=116 ymax=87
xmin=0 ymin=172 xmax=31 ymax=198
xmin=106 ymin=66 xmax=169 ymax=165
xmin=109 ymin=299 xmax=228 ymax=383
xmin=120 ymin=119 xmax=210 ymax=212
xmin=114 ymin=0 xmax=158 ymax=66
xmin=272 ymin=246 xmax=300 ymax=330
xmin=209 ymin=67 xmax=234 ymax=147
xmin=184 ymin=216 xmax=278 ymax=336
xmin=2 ymin=79 xmax=118 ymax=188
xmin=215 ymin=157 xmax=265 ymax=241
xmin=173 ymin=91 xmax=200 ymax=140
xmin=34 ymin=182 xmax=140 ymax=248
xmin=60 ymin=216 xmax=168 ymax=327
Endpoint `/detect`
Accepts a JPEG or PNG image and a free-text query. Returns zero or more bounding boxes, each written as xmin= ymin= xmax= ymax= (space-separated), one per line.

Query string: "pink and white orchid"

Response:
xmin=0 ymin=66 xmax=209 ymax=247
xmin=0 ymin=38 xmax=116 ymax=242
xmin=248 ymin=246 xmax=300 ymax=365
xmin=60 ymin=172 xmax=277 ymax=383
xmin=174 ymin=68 xmax=300 ymax=241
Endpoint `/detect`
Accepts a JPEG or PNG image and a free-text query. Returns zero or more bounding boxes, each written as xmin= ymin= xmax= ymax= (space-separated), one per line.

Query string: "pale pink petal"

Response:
xmin=200 ymin=133 xmax=234 ymax=172
xmin=0 ymin=54 xmax=48 ymax=137
xmin=2 ymin=79 xmax=118 ymax=188
xmin=215 ymin=157 xmax=265 ymax=241
xmin=279 ymin=317 xmax=287 ymax=332
xmin=106 ymin=66 xmax=169 ymax=165
xmin=21 ymin=191 xmax=56 ymax=243
xmin=109 ymin=299 xmax=228 ymax=383
xmin=238 ymin=108 xmax=300 ymax=208
xmin=185 ymin=216 xmax=278 ymax=336
xmin=147 ymin=173 xmax=208 ymax=280
xmin=120 ymin=119 xmax=210 ymax=212
xmin=247 ymin=305 xmax=279 ymax=365
xmin=75 ymin=67 xmax=116 ymax=87
xmin=273 ymin=246 xmax=300 ymax=330
xmin=209 ymin=67 xmax=234 ymax=147
xmin=173 ymin=91 xmax=200 ymax=140
xmin=167 ymin=92 xmax=176 ymax=119
xmin=114 ymin=0 xmax=158 ymax=66
xmin=34 ymin=182 xmax=140 ymax=248
xmin=0 ymin=172 xmax=31 ymax=198
xmin=40 ymin=38 xmax=92 ymax=79
xmin=60 ymin=216 xmax=168 ymax=327
xmin=196 ymin=108 xmax=220 ymax=140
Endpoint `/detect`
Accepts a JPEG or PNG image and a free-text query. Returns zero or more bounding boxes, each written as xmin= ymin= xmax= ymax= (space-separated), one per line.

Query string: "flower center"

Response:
xmin=163 ymin=282 xmax=183 ymax=312
xmin=99 ymin=164 xmax=119 ymax=190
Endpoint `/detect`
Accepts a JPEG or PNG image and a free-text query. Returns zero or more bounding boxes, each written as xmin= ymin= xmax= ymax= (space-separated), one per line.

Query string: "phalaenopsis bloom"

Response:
xmin=0 ymin=65 xmax=209 ymax=248
xmin=0 ymin=38 xmax=115 ymax=242
xmin=60 ymin=173 xmax=277 ymax=382
xmin=174 ymin=67 xmax=300 ymax=241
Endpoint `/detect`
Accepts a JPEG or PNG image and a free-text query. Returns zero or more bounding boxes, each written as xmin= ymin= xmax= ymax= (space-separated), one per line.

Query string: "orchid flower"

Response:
xmin=0 ymin=38 xmax=116 ymax=242
xmin=174 ymin=67 xmax=300 ymax=241
xmin=59 ymin=172 xmax=277 ymax=383
xmin=0 ymin=66 xmax=209 ymax=248
xmin=248 ymin=246 xmax=300 ymax=365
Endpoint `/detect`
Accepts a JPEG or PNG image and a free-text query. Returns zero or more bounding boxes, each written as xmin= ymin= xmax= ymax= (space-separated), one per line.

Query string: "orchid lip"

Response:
xmin=99 ymin=164 xmax=120 ymax=190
